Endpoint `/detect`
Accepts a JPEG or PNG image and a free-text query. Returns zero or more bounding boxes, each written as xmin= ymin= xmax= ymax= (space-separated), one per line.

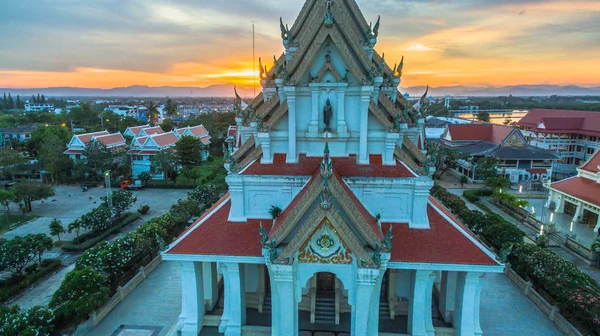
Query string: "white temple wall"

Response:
xmin=344 ymin=177 xmax=433 ymax=225
xmin=241 ymin=175 xmax=309 ymax=219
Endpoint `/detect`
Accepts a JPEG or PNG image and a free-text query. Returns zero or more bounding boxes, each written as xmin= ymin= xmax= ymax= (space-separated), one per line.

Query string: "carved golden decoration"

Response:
xmin=298 ymin=219 xmax=353 ymax=264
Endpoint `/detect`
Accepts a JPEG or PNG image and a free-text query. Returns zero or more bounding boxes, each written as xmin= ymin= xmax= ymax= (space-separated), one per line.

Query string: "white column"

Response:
xmin=408 ymin=270 xmax=430 ymax=336
xmin=203 ymin=262 xmax=218 ymax=312
xmin=367 ymin=268 xmax=385 ymax=336
xmin=454 ymin=272 xmax=484 ymax=336
xmin=594 ymin=214 xmax=600 ymax=233
xmin=308 ymin=86 xmax=319 ymax=134
xmin=359 ymin=86 xmax=373 ymax=165
xmin=179 ymin=261 xmax=205 ymax=336
xmin=336 ymin=86 xmax=348 ymax=136
xmin=219 ymin=263 xmax=231 ymax=333
xmin=556 ymin=196 xmax=566 ymax=214
xmin=410 ymin=178 xmax=433 ymax=229
xmin=424 ymin=272 xmax=436 ymax=336
xmin=574 ymin=203 xmax=583 ymax=222
xmin=352 ymin=268 xmax=379 ymax=335
xmin=258 ymin=132 xmax=272 ymax=164
xmin=384 ymin=133 xmax=400 ymax=166
xmin=286 ymin=87 xmax=297 ymax=163
xmin=222 ymin=263 xmax=245 ymax=336
xmin=439 ymin=271 xmax=457 ymax=323
xmin=271 ymin=264 xmax=297 ymax=336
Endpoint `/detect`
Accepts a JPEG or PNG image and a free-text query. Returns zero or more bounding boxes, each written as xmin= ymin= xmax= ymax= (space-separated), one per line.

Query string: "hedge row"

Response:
xmin=463 ymin=189 xmax=493 ymax=203
xmin=61 ymin=212 xmax=142 ymax=252
xmin=50 ymin=185 xmax=221 ymax=329
xmin=432 ymin=184 xmax=600 ymax=334
xmin=0 ymin=259 xmax=63 ymax=303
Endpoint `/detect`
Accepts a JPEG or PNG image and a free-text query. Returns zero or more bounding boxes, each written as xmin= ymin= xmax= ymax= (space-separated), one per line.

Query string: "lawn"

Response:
xmin=0 ymin=214 xmax=38 ymax=234
xmin=177 ymin=156 xmax=226 ymax=185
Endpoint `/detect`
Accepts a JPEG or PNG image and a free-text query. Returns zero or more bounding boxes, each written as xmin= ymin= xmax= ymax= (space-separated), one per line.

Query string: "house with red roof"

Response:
xmin=162 ymin=1 xmax=503 ymax=335
xmin=64 ymin=130 xmax=126 ymax=160
xmin=516 ymin=109 xmax=600 ymax=179
xmin=123 ymin=124 xmax=150 ymax=138
xmin=546 ymin=149 xmax=600 ymax=244
xmin=129 ymin=131 xmax=180 ymax=179
xmin=441 ymin=123 xmax=558 ymax=183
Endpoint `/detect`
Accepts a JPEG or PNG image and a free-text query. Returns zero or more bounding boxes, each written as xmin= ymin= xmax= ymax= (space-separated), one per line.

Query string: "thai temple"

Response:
xmin=163 ymin=1 xmax=503 ymax=335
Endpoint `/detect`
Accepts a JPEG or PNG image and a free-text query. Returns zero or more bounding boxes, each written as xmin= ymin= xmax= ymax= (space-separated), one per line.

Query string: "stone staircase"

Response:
xmin=262 ymin=294 xmax=272 ymax=314
xmin=548 ymin=232 xmax=566 ymax=246
xmin=314 ymin=293 xmax=336 ymax=324
xmin=379 ymin=300 xmax=390 ymax=320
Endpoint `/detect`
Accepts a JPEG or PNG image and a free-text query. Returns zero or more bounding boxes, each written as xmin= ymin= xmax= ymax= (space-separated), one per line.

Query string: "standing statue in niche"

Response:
xmin=323 ymin=99 xmax=333 ymax=132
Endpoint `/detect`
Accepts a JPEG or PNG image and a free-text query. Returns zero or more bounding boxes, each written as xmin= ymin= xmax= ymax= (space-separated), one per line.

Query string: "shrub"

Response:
xmin=61 ymin=213 xmax=141 ymax=252
xmin=189 ymin=184 xmax=219 ymax=208
xmin=138 ymin=204 xmax=150 ymax=215
xmin=49 ymin=267 xmax=110 ymax=321
xmin=0 ymin=259 xmax=62 ymax=303
xmin=269 ymin=206 xmax=282 ymax=219
xmin=463 ymin=190 xmax=480 ymax=203
xmin=0 ymin=305 xmax=55 ymax=335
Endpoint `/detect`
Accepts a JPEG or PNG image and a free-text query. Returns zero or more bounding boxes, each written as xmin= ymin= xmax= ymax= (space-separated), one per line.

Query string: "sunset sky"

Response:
xmin=1 ymin=0 xmax=599 ymax=90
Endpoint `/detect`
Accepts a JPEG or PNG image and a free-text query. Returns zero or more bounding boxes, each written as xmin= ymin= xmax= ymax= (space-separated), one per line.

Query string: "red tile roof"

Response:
xmin=201 ymin=137 xmax=211 ymax=145
xmin=446 ymin=124 xmax=514 ymax=144
xmin=527 ymin=168 xmax=548 ymax=175
xmin=76 ymin=131 xmax=109 ymax=144
xmin=581 ymin=150 xmax=600 ymax=174
xmin=242 ymin=154 xmax=415 ymax=178
xmin=516 ymin=109 xmax=600 ymax=137
xmin=151 ymin=132 xmax=179 ymax=147
xmin=94 ymin=133 xmax=126 ymax=147
xmin=388 ymin=203 xmax=498 ymax=265
xmin=167 ymin=199 xmax=266 ymax=257
xmin=551 ymin=177 xmax=600 ymax=207
xmin=142 ymin=126 xmax=164 ymax=135
xmin=167 ymin=194 xmax=497 ymax=266
xmin=127 ymin=125 xmax=150 ymax=136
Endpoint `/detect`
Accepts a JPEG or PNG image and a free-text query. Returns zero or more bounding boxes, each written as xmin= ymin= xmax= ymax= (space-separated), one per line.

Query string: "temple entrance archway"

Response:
xmin=298 ymin=271 xmax=352 ymax=334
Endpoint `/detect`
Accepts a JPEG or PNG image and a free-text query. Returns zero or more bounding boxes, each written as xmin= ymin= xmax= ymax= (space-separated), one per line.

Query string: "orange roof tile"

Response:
xmin=581 ymin=150 xmax=600 ymax=174
xmin=447 ymin=124 xmax=514 ymax=144
xmin=76 ymin=131 xmax=109 ymax=144
xmin=94 ymin=133 xmax=126 ymax=147
xmin=151 ymin=132 xmax=179 ymax=147
xmin=516 ymin=109 xmax=600 ymax=137
xmin=551 ymin=177 xmax=600 ymax=207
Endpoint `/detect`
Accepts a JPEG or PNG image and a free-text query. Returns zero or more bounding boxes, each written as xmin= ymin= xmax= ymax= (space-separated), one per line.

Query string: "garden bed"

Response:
xmin=0 ymin=258 xmax=63 ymax=303
xmin=61 ymin=212 xmax=141 ymax=252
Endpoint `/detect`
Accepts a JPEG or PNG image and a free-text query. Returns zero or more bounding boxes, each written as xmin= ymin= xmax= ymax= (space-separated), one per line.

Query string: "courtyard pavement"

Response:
xmin=88 ymin=262 xmax=563 ymax=336
xmin=3 ymin=186 xmax=190 ymax=310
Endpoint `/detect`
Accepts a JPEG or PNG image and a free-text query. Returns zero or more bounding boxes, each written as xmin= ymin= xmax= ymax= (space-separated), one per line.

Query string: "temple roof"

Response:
xmin=550 ymin=176 xmax=600 ymax=207
xmin=516 ymin=109 xmax=600 ymax=137
xmin=165 ymin=194 xmax=499 ymax=266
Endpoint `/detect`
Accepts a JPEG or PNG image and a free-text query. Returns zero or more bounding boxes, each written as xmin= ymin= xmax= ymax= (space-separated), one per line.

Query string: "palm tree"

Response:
xmin=165 ymin=97 xmax=177 ymax=119
xmin=145 ymin=102 xmax=160 ymax=126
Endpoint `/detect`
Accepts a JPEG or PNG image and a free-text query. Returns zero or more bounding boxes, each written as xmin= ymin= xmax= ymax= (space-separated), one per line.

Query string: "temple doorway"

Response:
xmin=298 ymin=272 xmax=351 ymax=333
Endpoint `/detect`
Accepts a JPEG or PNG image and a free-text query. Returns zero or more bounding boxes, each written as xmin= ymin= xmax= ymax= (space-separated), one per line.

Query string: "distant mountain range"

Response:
xmin=1 ymin=84 xmax=600 ymax=98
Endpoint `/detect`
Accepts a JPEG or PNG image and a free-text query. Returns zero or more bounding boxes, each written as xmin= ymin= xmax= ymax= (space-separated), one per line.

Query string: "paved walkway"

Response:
xmin=88 ymin=262 xmax=562 ymax=336
xmin=87 ymin=261 xmax=181 ymax=336
xmin=4 ymin=187 xmax=190 ymax=310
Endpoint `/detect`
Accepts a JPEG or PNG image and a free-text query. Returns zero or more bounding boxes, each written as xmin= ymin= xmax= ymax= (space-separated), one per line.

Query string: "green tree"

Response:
xmin=30 ymin=233 xmax=53 ymax=264
xmin=460 ymin=175 xmax=468 ymax=187
xmin=1 ymin=236 xmax=36 ymax=276
xmin=161 ymin=119 xmax=175 ymax=132
xmin=13 ymin=181 xmax=55 ymax=212
xmin=68 ymin=219 xmax=83 ymax=244
xmin=69 ymin=103 xmax=97 ymax=122
xmin=49 ymin=219 xmax=65 ymax=242
xmin=164 ymin=97 xmax=177 ymax=119
xmin=106 ymin=190 xmax=135 ymax=217
xmin=82 ymin=140 xmax=117 ymax=180
xmin=7 ymin=93 xmax=14 ymax=109
xmin=181 ymin=167 xmax=203 ymax=185
xmin=0 ymin=150 xmax=26 ymax=180
xmin=151 ymin=149 xmax=178 ymax=182
xmin=49 ymin=267 xmax=110 ymax=321
xmin=485 ymin=176 xmax=511 ymax=191
xmin=26 ymin=124 xmax=71 ymax=157
xmin=15 ymin=95 xmax=21 ymax=109
xmin=477 ymin=111 xmax=490 ymax=122
xmin=189 ymin=185 xmax=219 ymax=207
xmin=475 ymin=157 xmax=500 ymax=180
xmin=0 ymin=305 xmax=55 ymax=335
xmin=0 ymin=189 xmax=15 ymax=222
xmin=175 ymin=135 xmax=203 ymax=168
xmin=428 ymin=104 xmax=450 ymax=117
xmin=81 ymin=205 xmax=112 ymax=232
xmin=433 ymin=147 xmax=467 ymax=177
xmin=39 ymin=134 xmax=65 ymax=184
xmin=145 ymin=102 xmax=160 ymax=126
xmin=138 ymin=171 xmax=152 ymax=185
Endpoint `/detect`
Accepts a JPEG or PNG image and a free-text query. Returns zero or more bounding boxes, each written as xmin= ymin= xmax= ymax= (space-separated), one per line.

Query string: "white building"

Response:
xmin=24 ymin=103 xmax=54 ymax=112
xmin=64 ymin=130 xmax=126 ymax=160
xmin=546 ymin=150 xmax=600 ymax=242
xmin=129 ymin=125 xmax=211 ymax=179
xmin=162 ymin=1 xmax=503 ymax=335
